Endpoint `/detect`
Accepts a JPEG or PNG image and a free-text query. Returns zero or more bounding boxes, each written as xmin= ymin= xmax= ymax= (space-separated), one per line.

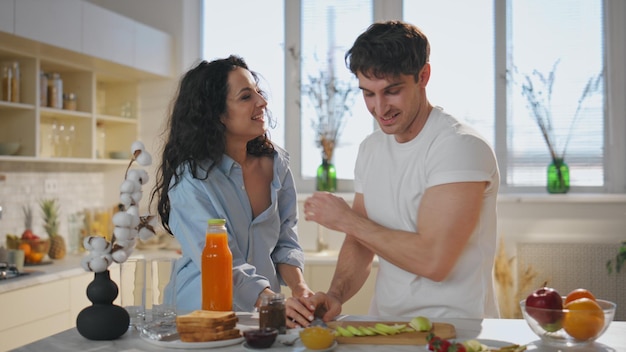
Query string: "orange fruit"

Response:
xmin=563 ymin=298 xmax=604 ymax=341
xmin=26 ymin=252 xmax=44 ymax=263
xmin=18 ymin=242 xmax=32 ymax=256
xmin=565 ymin=288 xmax=596 ymax=305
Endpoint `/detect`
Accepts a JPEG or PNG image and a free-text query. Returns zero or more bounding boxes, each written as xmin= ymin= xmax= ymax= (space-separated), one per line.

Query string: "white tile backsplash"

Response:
xmin=0 ymin=171 xmax=105 ymax=245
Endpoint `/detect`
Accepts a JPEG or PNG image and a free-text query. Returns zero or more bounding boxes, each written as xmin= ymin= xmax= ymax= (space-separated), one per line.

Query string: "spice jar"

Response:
xmin=39 ymin=72 xmax=48 ymax=106
xmin=47 ymin=73 xmax=63 ymax=108
xmin=63 ymin=93 xmax=77 ymax=111
xmin=2 ymin=61 xmax=20 ymax=103
xmin=259 ymin=292 xmax=286 ymax=334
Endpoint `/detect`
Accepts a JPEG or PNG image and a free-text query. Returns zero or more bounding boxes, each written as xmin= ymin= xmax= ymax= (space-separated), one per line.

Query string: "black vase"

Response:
xmin=76 ymin=269 xmax=130 ymax=340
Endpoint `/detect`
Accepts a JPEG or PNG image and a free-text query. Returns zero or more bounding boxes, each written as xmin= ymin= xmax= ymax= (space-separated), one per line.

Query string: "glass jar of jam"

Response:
xmin=259 ymin=292 xmax=286 ymax=334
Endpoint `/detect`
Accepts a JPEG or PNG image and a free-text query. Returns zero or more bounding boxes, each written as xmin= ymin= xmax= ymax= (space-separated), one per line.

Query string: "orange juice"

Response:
xmin=202 ymin=219 xmax=233 ymax=311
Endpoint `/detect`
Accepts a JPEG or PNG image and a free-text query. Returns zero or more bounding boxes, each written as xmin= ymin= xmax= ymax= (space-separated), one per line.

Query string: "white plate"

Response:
xmin=139 ymin=333 xmax=244 ymax=349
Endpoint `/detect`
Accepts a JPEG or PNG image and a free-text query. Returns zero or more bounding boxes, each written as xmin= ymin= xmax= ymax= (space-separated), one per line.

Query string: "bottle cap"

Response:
xmin=208 ymin=218 xmax=226 ymax=226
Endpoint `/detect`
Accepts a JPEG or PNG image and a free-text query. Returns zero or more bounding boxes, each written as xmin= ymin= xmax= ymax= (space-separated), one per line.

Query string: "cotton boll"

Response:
xmin=131 ymin=191 xmax=143 ymax=204
xmin=119 ymin=193 xmax=133 ymax=209
xmin=88 ymin=255 xmax=111 ymax=273
xmin=113 ymin=211 xmax=133 ymax=227
xmin=86 ymin=236 xmax=110 ymax=252
xmin=113 ymin=226 xmax=132 ymax=241
xmin=120 ymin=179 xmax=140 ymax=193
xmin=126 ymin=205 xmax=139 ymax=217
xmin=111 ymin=248 xmax=129 ymax=263
xmin=127 ymin=169 xmax=149 ymax=185
xmin=136 ymin=152 xmax=152 ymax=166
xmin=80 ymin=255 xmax=94 ymax=271
xmin=131 ymin=141 xmax=145 ymax=155
xmin=138 ymin=226 xmax=155 ymax=241
xmin=83 ymin=237 xmax=93 ymax=251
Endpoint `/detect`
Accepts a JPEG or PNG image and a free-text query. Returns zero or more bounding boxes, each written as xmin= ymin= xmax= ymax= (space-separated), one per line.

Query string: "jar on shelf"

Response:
xmin=39 ymin=72 xmax=48 ymax=106
xmin=47 ymin=72 xmax=63 ymax=108
xmin=96 ymin=122 xmax=106 ymax=159
xmin=2 ymin=61 xmax=20 ymax=103
xmin=63 ymin=93 xmax=77 ymax=111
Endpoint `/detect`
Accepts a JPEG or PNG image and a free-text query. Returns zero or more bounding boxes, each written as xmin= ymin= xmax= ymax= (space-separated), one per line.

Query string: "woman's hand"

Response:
xmin=285 ymin=292 xmax=341 ymax=328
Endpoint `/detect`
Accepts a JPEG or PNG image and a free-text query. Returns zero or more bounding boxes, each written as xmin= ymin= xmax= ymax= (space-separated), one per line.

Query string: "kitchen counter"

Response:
xmin=10 ymin=313 xmax=626 ymax=351
xmin=0 ymin=249 xmax=338 ymax=294
xmin=0 ymin=249 xmax=181 ymax=294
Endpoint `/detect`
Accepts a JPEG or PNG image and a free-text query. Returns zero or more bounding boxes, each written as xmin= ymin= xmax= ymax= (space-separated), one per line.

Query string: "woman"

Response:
xmin=151 ymin=56 xmax=314 ymax=323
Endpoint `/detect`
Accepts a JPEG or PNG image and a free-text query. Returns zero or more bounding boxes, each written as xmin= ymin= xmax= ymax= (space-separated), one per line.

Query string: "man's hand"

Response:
xmin=304 ymin=192 xmax=354 ymax=232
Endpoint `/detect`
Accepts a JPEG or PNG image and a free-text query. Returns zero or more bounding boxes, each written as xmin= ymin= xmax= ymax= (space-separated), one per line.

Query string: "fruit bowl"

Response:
xmin=20 ymin=238 xmax=50 ymax=264
xmin=520 ymin=298 xmax=616 ymax=347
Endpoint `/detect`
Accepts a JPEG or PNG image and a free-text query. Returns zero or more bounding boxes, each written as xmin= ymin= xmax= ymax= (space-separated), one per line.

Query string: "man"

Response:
xmin=292 ymin=20 xmax=500 ymax=325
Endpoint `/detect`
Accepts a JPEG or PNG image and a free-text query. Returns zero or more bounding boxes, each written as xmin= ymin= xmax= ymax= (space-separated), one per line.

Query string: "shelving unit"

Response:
xmin=0 ymin=30 xmax=169 ymax=166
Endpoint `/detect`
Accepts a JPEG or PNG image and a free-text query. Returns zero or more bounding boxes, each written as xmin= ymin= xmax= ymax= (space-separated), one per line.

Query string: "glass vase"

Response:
xmin=547 ymin=158 xmax=569 ymax=194
xmin=316 ymin=158 xmax=336 ymax=192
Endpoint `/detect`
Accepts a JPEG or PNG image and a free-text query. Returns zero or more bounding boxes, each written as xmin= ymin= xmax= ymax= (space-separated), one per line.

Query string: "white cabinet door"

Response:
xmin=82 ymin=2 xmax=134 ymax=67
xmin=0 ymin=0 xmax=14 ymax=34
xmin=133 ymin=21 xmax=172 ymax=76
xmin=14 ymin=0 xmax=82 ymax=52
xmin=306 ymin=263 xmax=378 ymax=315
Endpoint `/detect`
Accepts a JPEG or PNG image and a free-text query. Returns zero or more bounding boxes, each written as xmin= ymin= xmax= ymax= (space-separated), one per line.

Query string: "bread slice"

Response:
xmin=179 ymin=327 xmax=241 ymax=342
xmin=176 ymin=310 xmax=241 ymax=342
xmin=176 ymin=316 xmax=238 ymax=333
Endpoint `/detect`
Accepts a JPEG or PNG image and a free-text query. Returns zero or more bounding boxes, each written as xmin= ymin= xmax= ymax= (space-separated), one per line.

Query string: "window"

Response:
xmin=202 ymin=0 xmax=626 ymax=194
xmin=405 ymin=0 xmax=605 ymax=191
xmin=506 ymin=0 xmax=604 ymax=189
xmin=299 ymin=0 xmax=373 ymax=182
xmin=202 ymin=0 xmax=285 ymax=148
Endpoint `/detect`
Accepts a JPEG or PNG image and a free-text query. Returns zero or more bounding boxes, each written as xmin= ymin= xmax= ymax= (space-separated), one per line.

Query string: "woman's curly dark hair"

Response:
xmin=150 ymin=55 xmax=274 ymax=236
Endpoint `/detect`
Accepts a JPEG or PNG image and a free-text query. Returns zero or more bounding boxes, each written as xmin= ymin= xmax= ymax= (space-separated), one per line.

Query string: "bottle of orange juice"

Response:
xmin=202 ymin=219 xmax=233 ymax=311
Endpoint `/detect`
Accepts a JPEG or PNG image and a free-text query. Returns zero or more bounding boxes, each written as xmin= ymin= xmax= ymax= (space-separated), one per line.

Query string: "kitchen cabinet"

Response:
xmin=0 ymin=0 xmax=14 ymax=34
xmin=303 ymin=261 xmax=378 ymax=315
xmin=0 ymin=30 xmax=168 ymax=165
xmin=14 ymin=0 xmax=83 ymax=53
xmin=0 ymin=270 xmax=94 ymax=351
xmin=81 ymin=2 xmax=135 ymax=68
xmin=0 ymin=261 xmax=122 ymax=351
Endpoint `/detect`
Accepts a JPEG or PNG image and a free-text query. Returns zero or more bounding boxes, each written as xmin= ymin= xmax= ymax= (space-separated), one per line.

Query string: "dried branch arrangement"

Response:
xmin=516 ymin=60 xmax=603 ymax=163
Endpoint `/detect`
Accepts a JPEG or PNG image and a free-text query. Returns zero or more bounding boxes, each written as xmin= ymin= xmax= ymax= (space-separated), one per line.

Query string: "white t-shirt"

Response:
xmin=354 ymin=106 xmax=500 ymax=318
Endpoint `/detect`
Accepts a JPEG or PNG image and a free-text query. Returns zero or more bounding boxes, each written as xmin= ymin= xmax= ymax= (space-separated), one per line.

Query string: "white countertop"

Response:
xmin=11 ymin=313 xmax=626 ymax=351
xmin=0 ymin=249 xmax=182 ymax=294
xmin=0 ymin=249 xmax=340 ymax=294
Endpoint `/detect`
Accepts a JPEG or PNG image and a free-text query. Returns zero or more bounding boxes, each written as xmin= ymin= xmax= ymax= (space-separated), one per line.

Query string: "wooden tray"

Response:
xmin=327 ymin=321 xmax=455 ymax=345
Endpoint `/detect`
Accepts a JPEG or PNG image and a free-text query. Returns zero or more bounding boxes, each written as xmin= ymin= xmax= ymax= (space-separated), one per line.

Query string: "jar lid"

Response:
xmin=208 ymin=218 xmax=226 ymax=225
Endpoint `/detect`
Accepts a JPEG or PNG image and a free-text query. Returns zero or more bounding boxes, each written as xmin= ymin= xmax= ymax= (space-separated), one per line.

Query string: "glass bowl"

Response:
xmin=21 ymin=238 xmax=50 ymax=264
xmin=299 ymin=326 xmax=336 ymax=350
xmin=243 ymin=327 xmax=278 ymax=349
xmin=520 ymin=298 xmax=616 ymax=347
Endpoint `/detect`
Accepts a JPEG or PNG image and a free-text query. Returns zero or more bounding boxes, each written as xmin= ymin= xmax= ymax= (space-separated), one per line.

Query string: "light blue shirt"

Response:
xmin=167 ymin=145 xmax=305 ymax=312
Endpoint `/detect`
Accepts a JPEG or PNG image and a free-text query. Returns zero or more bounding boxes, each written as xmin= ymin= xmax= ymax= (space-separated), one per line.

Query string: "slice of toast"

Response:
xmin=176 ymin=310 xmax=237 ymax=326
xmin=176 ymin=310 xmax=240 ymax=342
xmin=176 ymin=316 xmax=238 ymax=333
xmin=178 ymin=328 xmax=241 ymax=342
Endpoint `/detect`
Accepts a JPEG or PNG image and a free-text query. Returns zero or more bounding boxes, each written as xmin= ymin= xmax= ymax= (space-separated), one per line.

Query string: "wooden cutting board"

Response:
xmin=327 ymin=321 xmax=456 ymax=345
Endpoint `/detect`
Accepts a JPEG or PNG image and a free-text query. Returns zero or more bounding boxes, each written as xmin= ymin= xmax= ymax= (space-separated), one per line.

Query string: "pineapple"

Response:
xmin=40 ymin=198 xmax=66 ymax=259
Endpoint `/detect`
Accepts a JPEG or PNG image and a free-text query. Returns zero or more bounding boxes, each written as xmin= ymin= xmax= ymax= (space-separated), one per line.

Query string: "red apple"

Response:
xmin=525 ymin=286 xmax=564 ymax=332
